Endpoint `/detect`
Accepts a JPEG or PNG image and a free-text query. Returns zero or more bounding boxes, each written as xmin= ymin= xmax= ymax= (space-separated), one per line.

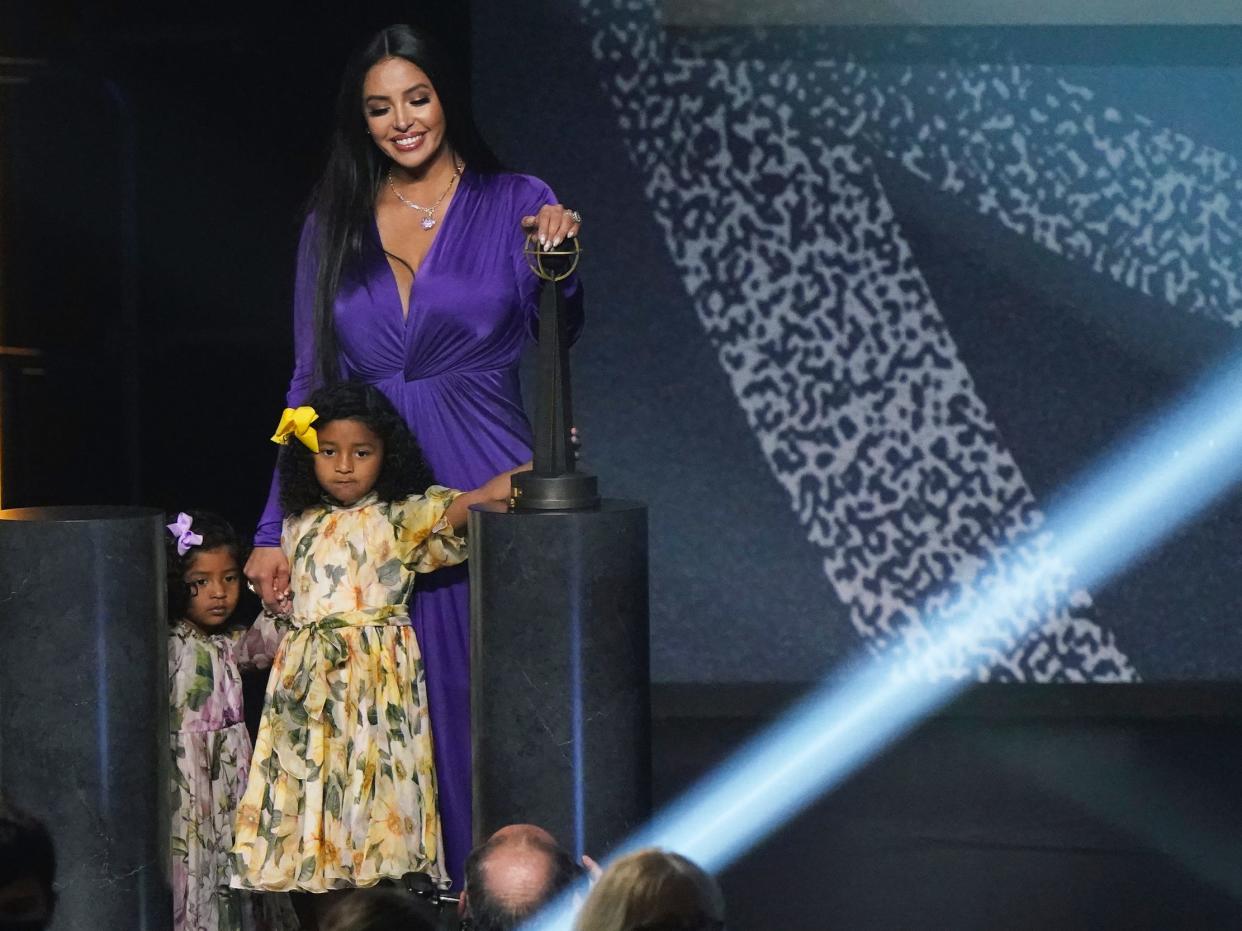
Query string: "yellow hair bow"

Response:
xmin=271 ymin=406 xmax=320 ymax=453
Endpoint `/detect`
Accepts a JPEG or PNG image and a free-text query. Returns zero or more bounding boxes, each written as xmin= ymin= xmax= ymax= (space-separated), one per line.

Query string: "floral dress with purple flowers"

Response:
xmin=169 ymin=618 xmax=298 ymax=931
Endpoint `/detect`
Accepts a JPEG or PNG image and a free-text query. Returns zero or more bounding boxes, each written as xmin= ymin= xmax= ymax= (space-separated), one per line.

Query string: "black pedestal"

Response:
xmin=0 ymin=506 xmax=170 ymax=931
xmin=468 ymin=500 xmax=649 ymax=858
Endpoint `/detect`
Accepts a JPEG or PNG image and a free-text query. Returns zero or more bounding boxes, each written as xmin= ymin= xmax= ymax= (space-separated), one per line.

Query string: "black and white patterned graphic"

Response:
xmin=809 ymin=58 xmax=1242 ymax=329
xmin=578 ymin=0 xmax=1147 ymax=681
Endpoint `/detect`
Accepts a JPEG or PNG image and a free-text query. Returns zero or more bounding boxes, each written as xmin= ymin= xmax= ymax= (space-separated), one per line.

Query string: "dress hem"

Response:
xmin=229 ymin=861 xmax=440 ymax=894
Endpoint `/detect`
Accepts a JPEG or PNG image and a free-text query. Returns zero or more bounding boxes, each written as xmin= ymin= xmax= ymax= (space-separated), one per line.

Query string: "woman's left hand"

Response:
xmin=520 ymin=203 xmax=582 ymax=249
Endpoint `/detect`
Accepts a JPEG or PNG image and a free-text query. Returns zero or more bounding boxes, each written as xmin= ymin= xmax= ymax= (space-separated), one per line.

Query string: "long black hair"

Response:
xmin=278 ymin=381 xmax=437 ymax=514
xmin=309 ymin=23 xmax=503 ymax=384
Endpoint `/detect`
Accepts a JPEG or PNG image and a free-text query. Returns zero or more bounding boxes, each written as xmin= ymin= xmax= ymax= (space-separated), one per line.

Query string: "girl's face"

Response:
xmin=315 ymin=418 xmax=385 ymax=506
xmin=362 ymin=56 xmax=450 ymax=176
xmin=183 ymin=547 xmax=241 ymax=631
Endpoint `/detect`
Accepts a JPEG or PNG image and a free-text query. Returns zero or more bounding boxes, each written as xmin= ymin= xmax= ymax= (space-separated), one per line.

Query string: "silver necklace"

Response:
xmin=387 ymin=158 xmax=463 ymax=231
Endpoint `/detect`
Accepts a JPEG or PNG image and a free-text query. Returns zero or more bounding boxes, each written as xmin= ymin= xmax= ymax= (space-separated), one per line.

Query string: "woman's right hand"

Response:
xmin=245 ymin=546 xmax=292 ymax=615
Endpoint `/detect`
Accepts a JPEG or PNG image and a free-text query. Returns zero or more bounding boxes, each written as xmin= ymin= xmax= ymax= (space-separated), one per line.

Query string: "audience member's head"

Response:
xmin=574 ymin=848 xmax=724 ymax=931
xmin=318 ymin=886 xmax=438 ymax=931
xmin=0 ymin=799 xmax=56 ymax=931
xmin=464 ymin=824 xmax=584 ymax=930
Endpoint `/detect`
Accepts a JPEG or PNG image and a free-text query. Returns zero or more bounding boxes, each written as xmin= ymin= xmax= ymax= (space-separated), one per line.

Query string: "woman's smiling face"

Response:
xmin=362 ymin=56 xmax=448 ymax=174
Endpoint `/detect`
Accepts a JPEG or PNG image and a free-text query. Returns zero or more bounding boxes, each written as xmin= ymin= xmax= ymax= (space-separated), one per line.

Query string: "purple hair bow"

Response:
xmin=167 ymin=513 xmax=203 ymax=556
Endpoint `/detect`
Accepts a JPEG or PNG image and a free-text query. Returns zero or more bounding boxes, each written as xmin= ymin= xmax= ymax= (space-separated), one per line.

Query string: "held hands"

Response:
xmin=244 ymin=546 xmax=292 ymax=616
xmin=520 ymin=203 xmax=582 ymax=250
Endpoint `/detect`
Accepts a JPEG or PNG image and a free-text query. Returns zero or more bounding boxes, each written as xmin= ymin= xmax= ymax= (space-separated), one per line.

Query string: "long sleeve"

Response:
xmin=255 ymin=216 xmax=320 ymax=547
xmin=392 ymin=486 xmax=469 ymax=574
xmin=514 ymin=176 xmax=585 ymax=345
xmin=233 ymin=612 xmax=289 ymax=671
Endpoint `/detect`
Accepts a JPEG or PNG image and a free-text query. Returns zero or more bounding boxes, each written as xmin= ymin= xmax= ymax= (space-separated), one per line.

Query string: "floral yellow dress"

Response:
xmin=231 ymin=488 xmax=465 ymax=892
xmin=169 ymin=617 xmax=296 ymax=930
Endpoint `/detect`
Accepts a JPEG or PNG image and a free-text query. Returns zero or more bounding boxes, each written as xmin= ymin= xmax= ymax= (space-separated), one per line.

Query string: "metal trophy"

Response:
xmin=468 ymin=231 xmax=650 ymax=860
xmin=511 ymin=233 xmax=599 ymax=510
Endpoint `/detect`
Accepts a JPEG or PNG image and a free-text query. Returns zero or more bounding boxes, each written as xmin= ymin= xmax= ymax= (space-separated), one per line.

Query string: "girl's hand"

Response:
xmin=445 ymin=462 xmax=533 ymax=530
xmin=481 ymin=461 xmax=532 ymax=504
xmin=244 ymin=546 xmax=292 ymax=615
xmin=520 ymin=204 xmax=582 ymax=249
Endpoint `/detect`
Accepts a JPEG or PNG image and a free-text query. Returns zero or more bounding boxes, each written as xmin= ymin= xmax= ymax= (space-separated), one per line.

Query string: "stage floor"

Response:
xmin=652 ymin=682 xmax=1242 ymax=930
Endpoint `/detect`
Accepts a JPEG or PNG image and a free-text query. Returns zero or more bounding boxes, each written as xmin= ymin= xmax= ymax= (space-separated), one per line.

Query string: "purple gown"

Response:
xmin=256 ymin=169 xmax=583 ymax=885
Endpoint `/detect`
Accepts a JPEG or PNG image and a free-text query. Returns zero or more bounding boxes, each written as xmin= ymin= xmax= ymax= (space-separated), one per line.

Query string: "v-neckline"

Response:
xmin=374 ymin=167 xmax=469 ymax=324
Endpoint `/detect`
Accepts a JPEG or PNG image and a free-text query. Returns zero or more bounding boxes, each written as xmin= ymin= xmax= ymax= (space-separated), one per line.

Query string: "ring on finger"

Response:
xmin=567 ymin=209 xmax=582 ymax=224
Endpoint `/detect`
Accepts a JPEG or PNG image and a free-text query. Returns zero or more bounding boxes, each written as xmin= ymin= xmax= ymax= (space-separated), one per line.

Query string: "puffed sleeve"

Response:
xmin=390 ymin=485 xmax=468 ymax=573
xmin=511 ymin=174 xmax=585 ymax=345
xmin=167 ymin=629 xmax=190 ymax=727
xmin=255 ymin=215 xmax=321 ymax=547
xmin=279 ymin=511 xmax=299 ymax=559
xmin=232 ymin=612 xmax=290 ymax=671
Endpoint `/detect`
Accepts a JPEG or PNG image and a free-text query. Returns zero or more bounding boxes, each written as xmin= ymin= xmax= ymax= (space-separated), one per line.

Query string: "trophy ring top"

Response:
xmin=523 ymin=233 xmax=582 ymax=282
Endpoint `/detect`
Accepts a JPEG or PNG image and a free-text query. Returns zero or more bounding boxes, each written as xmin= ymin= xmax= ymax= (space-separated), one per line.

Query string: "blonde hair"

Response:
xmin=574 ymin=848 xmax=725 ymax=931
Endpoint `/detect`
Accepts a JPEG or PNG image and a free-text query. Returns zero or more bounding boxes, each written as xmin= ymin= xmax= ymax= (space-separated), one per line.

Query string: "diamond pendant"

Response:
xmin=421 ymin=215 xmax=436 ymax=231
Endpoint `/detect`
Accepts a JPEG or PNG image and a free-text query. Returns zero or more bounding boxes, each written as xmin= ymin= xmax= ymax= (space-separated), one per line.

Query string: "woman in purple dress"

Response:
xmin=244 ymin=23 xmax=583 ymax=889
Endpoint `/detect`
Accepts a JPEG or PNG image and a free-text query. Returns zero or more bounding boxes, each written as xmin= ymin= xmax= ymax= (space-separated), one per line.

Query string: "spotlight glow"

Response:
xmin=523 ymin=353 xmax=1242 ymax=931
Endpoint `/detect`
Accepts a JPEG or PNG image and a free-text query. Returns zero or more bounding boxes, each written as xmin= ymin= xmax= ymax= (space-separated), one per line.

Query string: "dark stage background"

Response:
xmin=8 ymin=5 xmax=1242 ymax=930
xmin=3 ymin=4 xmax=1242 ymax=686
xmin=472 ymin=4 xmax=1242 ymax=686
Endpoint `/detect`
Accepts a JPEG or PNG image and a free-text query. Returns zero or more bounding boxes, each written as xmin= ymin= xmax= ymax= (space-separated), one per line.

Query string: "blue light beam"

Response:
xmin=524 ymin=351 xmax=1242 ymax=931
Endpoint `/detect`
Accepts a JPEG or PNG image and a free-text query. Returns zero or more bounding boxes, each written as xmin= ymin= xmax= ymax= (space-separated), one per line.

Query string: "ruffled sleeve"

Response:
xmin=167 ymin=627 xmax=192 ymax=732
xmin=232 ymin=612 xmax=290 ymax=671
xmin=389 ymin=485 xmax=468 ymax=574
xmin=168 ymin=624 xmax=215 ymax=714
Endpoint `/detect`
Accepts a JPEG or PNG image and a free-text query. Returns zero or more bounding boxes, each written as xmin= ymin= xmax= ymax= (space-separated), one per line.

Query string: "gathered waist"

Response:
xmin=288 ymin=604 xmax=410 ymax=632
xmin=344 ymin=362 xmax=520 ymax=387
xmin=406 ymin=363 xmax=516 ymax=381
xmin=268 ymin=604 xmax=416 ymax=780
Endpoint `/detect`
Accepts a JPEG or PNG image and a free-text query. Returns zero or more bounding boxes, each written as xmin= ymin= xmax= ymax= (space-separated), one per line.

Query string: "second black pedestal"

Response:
xmin=468 ymin=500 xmax=649 ymax=857
xmin=0 ymin=505 xmax=169 ymax=930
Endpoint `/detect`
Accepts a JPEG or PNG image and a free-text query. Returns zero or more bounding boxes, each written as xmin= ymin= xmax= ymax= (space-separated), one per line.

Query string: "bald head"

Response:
xmin=464 ymin=825 xmax=583 ymax=931
xmin=489 ymin=823 xmax=558 ymax=846
xmin=480 ymin=835 xmax=555 ymax=911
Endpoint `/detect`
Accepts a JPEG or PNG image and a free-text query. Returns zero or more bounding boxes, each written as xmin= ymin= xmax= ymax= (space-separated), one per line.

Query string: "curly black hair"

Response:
xmin=277 ymin=381 xmax=437 ymax=515
xmin=164 ymin=510 xmax=247 ymax=624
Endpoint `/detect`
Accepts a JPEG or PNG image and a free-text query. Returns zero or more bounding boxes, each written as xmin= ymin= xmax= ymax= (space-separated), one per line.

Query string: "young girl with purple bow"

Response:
xmin=165 ymin=511 xmax=298 ymax=931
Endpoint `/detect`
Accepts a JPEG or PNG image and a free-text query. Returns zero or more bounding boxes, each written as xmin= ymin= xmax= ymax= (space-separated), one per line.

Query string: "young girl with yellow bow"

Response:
xmin=231 ymin=381 xmax=524 ymax=927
